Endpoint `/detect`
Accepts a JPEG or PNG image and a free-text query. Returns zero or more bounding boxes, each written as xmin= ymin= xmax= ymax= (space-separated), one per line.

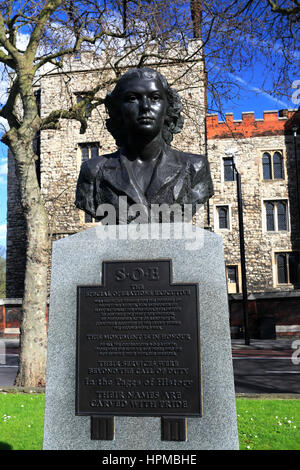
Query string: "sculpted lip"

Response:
xmin=138 ymin=116 xmax=155 ymax=121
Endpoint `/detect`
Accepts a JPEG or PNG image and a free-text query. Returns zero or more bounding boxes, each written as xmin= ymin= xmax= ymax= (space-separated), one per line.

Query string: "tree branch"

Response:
xmin=0 ymin=11 xmax=20 ymax=61
xmin=34 ymin=28 xmax=128 ymax=72
xmin=0 ymin=75 xmax=21 ymax=129
xmin=40 ymin=94 xmax=105 ymax=134
xmin=26 ymin=0 xmax=64 ymax=61
xmin=267 ymin=0 xmax=300 ymax=15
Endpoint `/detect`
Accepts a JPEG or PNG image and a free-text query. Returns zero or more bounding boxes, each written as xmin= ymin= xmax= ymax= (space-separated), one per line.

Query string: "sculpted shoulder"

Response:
xmin=167 ymin=147 xmax=214 ymax=202
xmin=79 ymin=150 xmax=119 ymax=181
xmin=167 ymin=147 xmax=208 ymax=170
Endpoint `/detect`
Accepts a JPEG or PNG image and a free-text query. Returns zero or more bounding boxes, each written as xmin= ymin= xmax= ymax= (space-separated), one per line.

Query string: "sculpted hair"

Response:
xmin=104 ymin=68 xmax=184 ymax=146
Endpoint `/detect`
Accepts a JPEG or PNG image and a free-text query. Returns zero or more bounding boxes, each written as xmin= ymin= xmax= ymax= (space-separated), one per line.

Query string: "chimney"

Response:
xmin=279 ymin=109 xmax=288 ymax=118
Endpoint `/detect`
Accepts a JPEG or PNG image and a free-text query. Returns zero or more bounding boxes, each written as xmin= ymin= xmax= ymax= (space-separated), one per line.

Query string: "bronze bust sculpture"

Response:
xmin=75 ymin=67 xmax=213 ymax=223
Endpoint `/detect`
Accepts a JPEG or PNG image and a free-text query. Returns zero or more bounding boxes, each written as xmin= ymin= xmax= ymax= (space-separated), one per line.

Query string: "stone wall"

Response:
xmin=207 ymin=110 xmax=300 ymax=293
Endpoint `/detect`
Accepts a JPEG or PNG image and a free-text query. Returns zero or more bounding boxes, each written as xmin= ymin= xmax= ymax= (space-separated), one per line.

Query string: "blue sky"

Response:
xmin=215 ymin=73 xmax=297 ymax=120
xmin=207 ymin=55 xmax=298 ymax=120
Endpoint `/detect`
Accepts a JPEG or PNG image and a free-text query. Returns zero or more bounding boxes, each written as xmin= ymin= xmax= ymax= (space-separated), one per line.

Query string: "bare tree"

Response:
xmin=267 ymin=0 xmax=300 ymax=16
xmin=188 ymin=0 xmax=299 ymax=114
xmin=1 ymin=0 xmax=298 ymax=387
xmin=0 ymin=0 xmax=205 ymax=387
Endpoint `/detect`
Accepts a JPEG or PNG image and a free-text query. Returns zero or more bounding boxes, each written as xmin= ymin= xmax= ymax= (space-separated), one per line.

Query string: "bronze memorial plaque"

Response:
xmin=76 ymin=259 xmax=201 ymax=418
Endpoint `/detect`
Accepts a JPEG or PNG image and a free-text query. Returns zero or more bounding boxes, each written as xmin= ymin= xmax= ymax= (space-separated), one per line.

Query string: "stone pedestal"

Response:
xmin=43 ymin=223 xmax=239 ymax=450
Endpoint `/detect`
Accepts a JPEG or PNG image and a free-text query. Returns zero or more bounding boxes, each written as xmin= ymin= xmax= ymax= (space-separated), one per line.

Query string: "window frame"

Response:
xmin=272 ymin=250 xmax=300 ymax=287
xmin=214 ymin=204 xmax=232 ymax=231
xmin=222 ymin=156 xmax=236 ymax=182
xmin=75 ymin=91 xmax=93 ymax=112
xmin=77 ymin=142 xmax=101 ymax=224
xmin=261 ymin=149 xmax=285 ymax=181
xmin=226 ymin=264 xmax=242 ymax=293
xmin=262 ymin=199 xmax=290 ymax=232
xmin=79 ymin=142 xmax=100 ymax=162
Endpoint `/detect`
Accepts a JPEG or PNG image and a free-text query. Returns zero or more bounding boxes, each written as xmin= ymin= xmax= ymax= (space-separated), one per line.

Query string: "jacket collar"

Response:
xmin=101 ymin=145 xmax=183 ymax=205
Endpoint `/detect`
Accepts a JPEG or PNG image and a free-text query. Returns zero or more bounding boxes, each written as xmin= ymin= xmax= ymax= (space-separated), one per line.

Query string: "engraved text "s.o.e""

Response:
xmin=115 ymin=267 xmax=159 ymax=282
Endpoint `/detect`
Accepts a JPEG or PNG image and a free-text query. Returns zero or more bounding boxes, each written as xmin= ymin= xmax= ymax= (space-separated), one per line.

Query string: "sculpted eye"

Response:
xmin=124 ymin=94 xmax=137 ymax=102
xmin=151 ymin=94 xmax=161 ymax=101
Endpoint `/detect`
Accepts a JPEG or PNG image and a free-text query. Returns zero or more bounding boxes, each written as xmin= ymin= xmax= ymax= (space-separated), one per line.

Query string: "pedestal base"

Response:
xmin=43 ymin=223 xmax=239 ymax=450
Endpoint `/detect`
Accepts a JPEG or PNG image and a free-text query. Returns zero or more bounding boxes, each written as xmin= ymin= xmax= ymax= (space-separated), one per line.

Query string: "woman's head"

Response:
xmin=105 ymin=68 xmax=184 ymax=146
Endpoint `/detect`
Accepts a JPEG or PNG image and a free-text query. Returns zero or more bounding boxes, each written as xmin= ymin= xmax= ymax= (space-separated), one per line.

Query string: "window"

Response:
xmin=79 ymin=143 xmax=99 ymax=162
xmin=262 ymin=151 xmax=284 ymax=180
xmin=273 ymin=152 xmax=284 ymax=179
xmin=264 ymin=200 xmax=288 ymax=231
xmin=262 ymin=152 xmax=272 ymax=180
xmin=76 ymin=92 xmax=93 ymax=112
xmin=79 ymin=143 xmax=100 ymax=223
xmin=223 ymin=157 xmax=235 ymax=181
xmin=226 ymin=265 xmax=240 ymax=293
xmin=216 ymin=205 xmax=230 ymax=230
xmin=275 ymin=252 xmax=299 ymax=285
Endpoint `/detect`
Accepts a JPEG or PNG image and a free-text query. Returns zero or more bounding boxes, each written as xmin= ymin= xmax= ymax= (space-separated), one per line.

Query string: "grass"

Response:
xmin=237 ymin=398 xmax=300 ymax=450
xmin=0 ymin=392 xmax=45 ymax=450
xmin=0 ymin=393 xmax=299 ymax=450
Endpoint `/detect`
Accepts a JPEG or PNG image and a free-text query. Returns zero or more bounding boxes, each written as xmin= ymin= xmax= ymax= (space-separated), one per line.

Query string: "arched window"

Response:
xmin=277 ymin=254 xmax=287 ymax=284
xmin=275 ymin=252 xmax=299 ymax=285
xmin=79 ymin=142 xmax=100 ymax=223
xmin=265 ymin=200 xmax=289 ymax=231
xmin=266 ymin=202 xmax=274 ymax=231
xmin=273 ymin=151 xmax=284 ymax=179
xmin=223 ymin=157 xmax=235 ymax=181
xmin=218 ymin=206 xmax=229 ymax=229
xmin=277 ymin=202 xmax=287 ymax=230
xmin=262 ymin=152 xmax=272 ymax=180
xmin=262 ymin=150 xmax=284 ymax=180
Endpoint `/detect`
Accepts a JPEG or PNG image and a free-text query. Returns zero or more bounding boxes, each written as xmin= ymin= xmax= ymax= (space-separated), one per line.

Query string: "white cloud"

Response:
xmin=230 ymin=73 xmax=289 ymax=108
xmin=0 ymin=224 xmax=6 ymax=248
xmin=244 ymin=33 xmax=300 ymax=61
xmin=0 ymin=224 xmax=6 ymax=242
xmin=0 ymin=162 xmax=7 ymax=175
xmin=0 ymin=116 xmax=9 ymax=132
xmin=16 ymin=32 xmax=30 ymax=52
xmin=0 ymin=77 xmax=8 ymax=106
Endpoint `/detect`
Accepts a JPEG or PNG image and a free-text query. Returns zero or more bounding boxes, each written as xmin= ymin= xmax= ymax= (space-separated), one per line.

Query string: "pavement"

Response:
xmin=231 ymin=338 xmax=295 ymax=350
xmin=232 ymin=339 xmax=297 ymax=359
xmin=231 ymin=338 xmax=297 ymax=356
xmin=231 ymin=338 xmax=300 ymax=396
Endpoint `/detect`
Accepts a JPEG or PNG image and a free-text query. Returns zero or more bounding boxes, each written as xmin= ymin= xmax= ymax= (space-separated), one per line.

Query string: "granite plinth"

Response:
xmin=43 ymin=223 xmax=239 ymax=450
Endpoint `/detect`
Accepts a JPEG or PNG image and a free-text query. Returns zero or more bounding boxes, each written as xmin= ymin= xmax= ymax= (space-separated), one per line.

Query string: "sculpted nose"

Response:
xmin=141 ymin=95 xmax=150 ymax=111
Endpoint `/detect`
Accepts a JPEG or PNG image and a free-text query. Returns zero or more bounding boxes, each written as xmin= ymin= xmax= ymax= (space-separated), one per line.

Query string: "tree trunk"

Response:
xmin=190 ymin=0 xmax=203 ymax=39
xmin=10 ymin=134 xmax=50 ymax=388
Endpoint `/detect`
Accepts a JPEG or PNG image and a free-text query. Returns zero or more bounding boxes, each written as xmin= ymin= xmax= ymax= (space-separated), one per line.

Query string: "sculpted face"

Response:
xmin=119 ymin=76 xmax=168 ymax=139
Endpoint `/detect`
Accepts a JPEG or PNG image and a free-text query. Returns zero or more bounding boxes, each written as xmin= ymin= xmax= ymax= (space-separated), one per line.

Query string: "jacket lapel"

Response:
xmin=101 ymin=146 xmax=184 ymax=205
xmin=146 ymin=146 xmax=183 ymax=201
xmin=101 ymin=149 xmax=147 ymax=205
